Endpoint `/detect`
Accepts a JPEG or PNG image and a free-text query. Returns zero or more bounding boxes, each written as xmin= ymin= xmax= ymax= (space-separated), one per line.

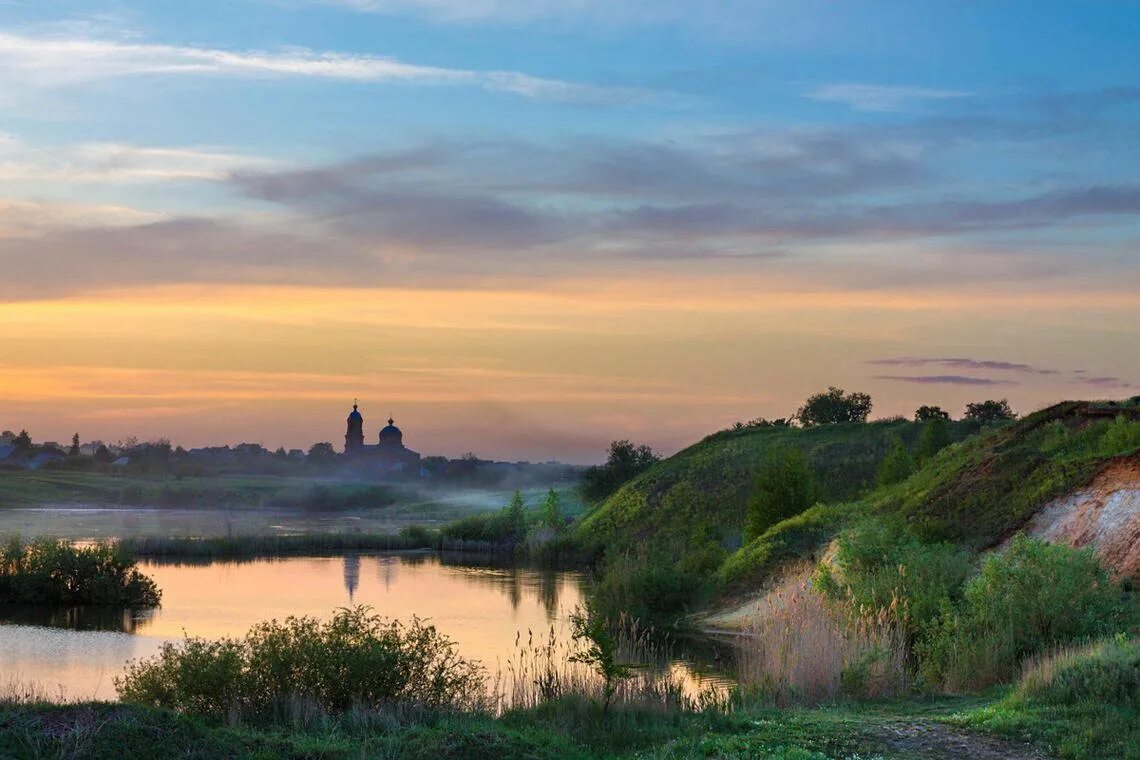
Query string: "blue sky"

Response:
xmin=1 ymin=1 xmax=1138 ymax=459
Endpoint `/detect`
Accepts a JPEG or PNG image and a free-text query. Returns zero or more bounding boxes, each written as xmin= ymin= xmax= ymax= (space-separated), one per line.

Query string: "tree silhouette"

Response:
xmin=796 ymin=387 xmax=873 ymax=427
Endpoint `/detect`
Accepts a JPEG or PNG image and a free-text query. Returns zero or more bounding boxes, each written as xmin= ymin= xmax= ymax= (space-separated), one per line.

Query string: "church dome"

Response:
xmin=379 ymin=417 xmax=403 ymax=446
xmin=347 ymin=403 xmax=363 ymax=422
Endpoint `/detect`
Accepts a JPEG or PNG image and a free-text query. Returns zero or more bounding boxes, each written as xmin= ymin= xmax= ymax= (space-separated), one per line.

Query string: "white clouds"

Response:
xmin=807 ymin=83 xmax=971 ymax=112
xmin=0 ymin=198 xmax=166 ymax=238
xmin=0 ymin=135 xmax=276 ymax=184
xmin=0 ymin=31 xmax=644 ymax=105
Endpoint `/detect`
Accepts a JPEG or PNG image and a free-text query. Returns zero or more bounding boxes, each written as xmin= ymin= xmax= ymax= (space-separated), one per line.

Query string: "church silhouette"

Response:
xmin=343 ymin=402 xmax=422 ymax=474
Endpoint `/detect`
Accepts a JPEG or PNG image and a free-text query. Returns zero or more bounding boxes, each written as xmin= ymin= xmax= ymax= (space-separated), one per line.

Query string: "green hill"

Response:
xmin=575 ymin=400 xmax=1140 ymax=619
xmin=576 ymin=417 xmax=976 ymax=557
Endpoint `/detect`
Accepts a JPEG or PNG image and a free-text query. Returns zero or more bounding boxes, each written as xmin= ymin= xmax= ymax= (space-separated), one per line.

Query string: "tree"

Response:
xmin=580 ymin=440 xmax=660 ymax=503
xmin=746 ymin=447 xmax=818 ymax=541
xmin=914 ymin=405 xmax=951 ymax=422
xmin=69 ymin=433 xmax=81 ymax=457
xmin=877 ymin=437 xmax=913 ymax=487
xmin=306 ymin=442 xmax=336 ymax=464
xmin=540 ymin=488 xmax=564 ymax=533
xmin=964 ymin=399 xmax=1016 ymax=423
xmin=504 ymin=490 xmax=527 ymax=540
xmin=568 ymin=604 xmax=633 ymax=716
xmin=916 ymin=415 xmax=951 ymax=463
xmin=796 ymin=387 xmax=873 ymax=427
xmin=13 ymin=430 xmax=32 ymax=452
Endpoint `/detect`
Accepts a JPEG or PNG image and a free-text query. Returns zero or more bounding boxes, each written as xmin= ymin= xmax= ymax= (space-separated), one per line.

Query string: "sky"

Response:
xmin=1 ymin=1 xmax=1138 ymax=462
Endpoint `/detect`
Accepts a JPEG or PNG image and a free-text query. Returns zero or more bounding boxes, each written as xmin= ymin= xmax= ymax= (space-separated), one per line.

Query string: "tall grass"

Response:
xmin=498 ymin=614 xmax=722 ymax=715
xmin=733 ymin=568 xmax=907 ymax=706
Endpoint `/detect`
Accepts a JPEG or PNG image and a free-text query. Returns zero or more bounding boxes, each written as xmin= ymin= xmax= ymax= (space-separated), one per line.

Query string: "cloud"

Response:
xmin=1080 ymin=376 xmax=1135 ymax=389
xmin=0 ymin=217 xmax=373 ymax=298
xmin=807 ymin=83 xmax=971 ymax=112
xmin=868 ymin=357 xmax=1060 ymax=375
xmin=874 ymin=375 xmax=1019 ymax=386
xmin=0 ymin=135 xmax=276 ymax=184
xmin=0 ymin=31 xmax=647 ymax=105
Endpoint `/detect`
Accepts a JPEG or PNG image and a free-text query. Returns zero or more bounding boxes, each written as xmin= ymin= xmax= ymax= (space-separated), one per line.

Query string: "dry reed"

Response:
xmin=732 ymin=570 xmax=907 ymax=706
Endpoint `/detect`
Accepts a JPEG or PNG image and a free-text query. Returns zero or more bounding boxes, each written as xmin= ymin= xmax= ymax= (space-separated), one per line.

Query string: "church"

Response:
xmin=343 ymin=402 xmax=422 ymax=474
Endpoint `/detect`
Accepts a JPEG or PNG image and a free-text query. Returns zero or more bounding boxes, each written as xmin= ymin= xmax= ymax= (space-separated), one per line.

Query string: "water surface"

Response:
xmin=0 ymin=553 xmax=584 ymax=700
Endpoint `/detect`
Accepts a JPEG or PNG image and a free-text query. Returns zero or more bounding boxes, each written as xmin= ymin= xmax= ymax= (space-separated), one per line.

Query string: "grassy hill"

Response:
xmin=574 ymin=400 xmax=1140 ymax=618
xmin=576 ymin=418 xmax=978 ymax=555
xmin=724 ymin=400 xmax=1140 ymax=590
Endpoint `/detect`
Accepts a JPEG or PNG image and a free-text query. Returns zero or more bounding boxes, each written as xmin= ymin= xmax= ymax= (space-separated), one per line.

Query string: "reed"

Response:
xmin=732 ymin=569 xmax=907 ymax=706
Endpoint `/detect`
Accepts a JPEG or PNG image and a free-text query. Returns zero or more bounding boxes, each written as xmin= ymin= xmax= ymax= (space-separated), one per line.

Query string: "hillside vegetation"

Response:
xmin=574 ymin=400 xmax=1140 ymax=623
xmin=576 ymin=418 xmax=978 ymax=560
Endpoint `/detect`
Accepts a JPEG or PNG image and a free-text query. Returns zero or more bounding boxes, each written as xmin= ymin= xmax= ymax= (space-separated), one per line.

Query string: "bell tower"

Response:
xmin=345 ymin=400 xmax=365 ymax=453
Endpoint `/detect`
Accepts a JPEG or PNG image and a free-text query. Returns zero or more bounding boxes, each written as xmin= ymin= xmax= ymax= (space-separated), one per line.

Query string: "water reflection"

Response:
xmin=0 ymin=605 xmax=155 ymax=633
xmin=343 ymin=553 xmax=360 ymax=600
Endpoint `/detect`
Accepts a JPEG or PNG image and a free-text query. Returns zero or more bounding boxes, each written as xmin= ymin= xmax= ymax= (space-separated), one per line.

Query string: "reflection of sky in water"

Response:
xmin=0 ymin=554 xmax=584 ymax=701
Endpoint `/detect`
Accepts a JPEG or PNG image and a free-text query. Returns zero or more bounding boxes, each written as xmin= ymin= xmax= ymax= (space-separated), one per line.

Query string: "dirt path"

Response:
xmin=878 ymin=720 xmax=1052 ymax=760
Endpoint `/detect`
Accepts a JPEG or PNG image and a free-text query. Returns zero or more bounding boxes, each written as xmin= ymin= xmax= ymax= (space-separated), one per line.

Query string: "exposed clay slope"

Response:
xmin=1017 ymin=455 xmax=1140 ymax=578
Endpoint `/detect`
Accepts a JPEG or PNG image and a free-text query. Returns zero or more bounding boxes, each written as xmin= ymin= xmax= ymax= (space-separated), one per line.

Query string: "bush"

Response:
xmin=591 ymin=551 xmax=707 ymax=626
xmin=814 ymin=519 xmax=971 ymax=656
xmin=117 ymin=606 xmax=487 ymax=722
xmin=0 ymin=537 xmax=160 ymax=607
xmin=875 ymin=437 xmax=913 ymax=487
xmin=746 ymin=447 xmax=818 ymax=542
xmin=920 ymin=535 xmax=1123 ymax=689
xmin=915 ymin=416 xmax=951 ymax=463
xmin=1102 ymin=414 xmax=1140 ymax=455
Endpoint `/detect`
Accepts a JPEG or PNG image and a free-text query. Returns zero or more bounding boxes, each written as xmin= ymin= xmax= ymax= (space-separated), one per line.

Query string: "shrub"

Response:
xmin=920 ymin=535 xmax=1123 ymax=689
xmin=117 ymin=606 xmax=487 ymax=722
xmin=592 ymin=551 xmax=707 ymax=626
xmin=814 ymin=519 xmax=971 ymax=656
xmin=567 ymin=604 xmax=634 ymax=715
xmin=1101 ymin=414 xmax=1140 ymax=455
xmin=875 ymin=437 xmax=913 ymax=487
xmin=915 ymin=415 xmax=951 ymax=463
xmin=0 ymin=537 xmax=160 ymax=607
xmin=745 ymin=447 xmax=818 ymax=542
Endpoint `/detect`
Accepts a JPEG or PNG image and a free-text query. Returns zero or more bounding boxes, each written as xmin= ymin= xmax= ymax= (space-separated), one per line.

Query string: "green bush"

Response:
xmin=920 ymin=535 xmax=1123 ymax=689
xmin=915 ymin=416 xmax=951 ymax=462
xmin=746 ymin=447 xmax=818 ymax=542
xmin=0 ymin=537 xmax=160 ymax=607
xmin=117 ymin=606 xmax=487 ymax=723
xmin=814 ymin=519 xmax=971 ymax=655
xmin=1102 ymin=414 xmax=1140 ymax=455
xmin=591 ymin=551 xmax=707 ymax=626
xmin=875 ymin=438 xmax=913 ymax=487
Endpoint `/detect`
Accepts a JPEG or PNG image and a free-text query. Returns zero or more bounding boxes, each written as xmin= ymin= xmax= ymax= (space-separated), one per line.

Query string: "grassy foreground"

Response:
xmin=0 ymin=694 xmax=1047 ymax=760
